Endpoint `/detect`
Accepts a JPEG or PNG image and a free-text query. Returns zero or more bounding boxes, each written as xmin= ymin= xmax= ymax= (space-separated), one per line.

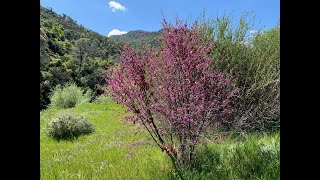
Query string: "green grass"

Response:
xmin=41 ymin=102 xmax=279 ymax=179
xmin=183 ymin=133 xmax=280 ymax=180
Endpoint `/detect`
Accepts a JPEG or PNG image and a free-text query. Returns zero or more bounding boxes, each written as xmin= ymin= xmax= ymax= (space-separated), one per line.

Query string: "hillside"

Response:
xmin=109 ymin=30 xmax=162 ymax=49
xmin=40 ymin=7 xmax=122 ymax=59
xmin=40 ymin=6 xmax=122 ymax=108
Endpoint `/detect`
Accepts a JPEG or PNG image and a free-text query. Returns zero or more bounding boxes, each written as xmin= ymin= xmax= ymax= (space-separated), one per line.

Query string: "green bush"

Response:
xmin=198 ymin=12 xmax=280 ymax=133
xmin=93 ymin=93 xmax=112 ymax=104
xmin=45 ymin=112 xmax=94 ymax=140
xmin=49 ymin=82 xmax=92 ymax=109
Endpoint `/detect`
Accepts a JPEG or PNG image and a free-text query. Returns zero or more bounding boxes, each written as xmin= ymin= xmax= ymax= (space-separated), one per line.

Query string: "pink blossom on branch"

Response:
xmin=105 ymin=18 xmax=237 ymax=170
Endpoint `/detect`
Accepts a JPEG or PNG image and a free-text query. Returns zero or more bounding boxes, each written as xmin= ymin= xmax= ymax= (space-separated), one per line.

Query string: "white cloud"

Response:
xmin=108 ymin=29 xmax=127 ymax=37
xmin=109 ymin=1 xmax=126 ymax=12
xmin=250 ymin=30 xmax=258 ymax=35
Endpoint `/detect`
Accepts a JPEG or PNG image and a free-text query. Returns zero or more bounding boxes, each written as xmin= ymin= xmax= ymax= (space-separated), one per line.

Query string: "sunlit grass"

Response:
xmin=41 ymin=102 xmax=279 ymax=179
xmin=41 ymin=102 xmax=171 ymax=179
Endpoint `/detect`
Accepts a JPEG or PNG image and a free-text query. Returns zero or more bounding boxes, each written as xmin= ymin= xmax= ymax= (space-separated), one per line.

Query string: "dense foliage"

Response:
xmin=40 ymin=7 xmax=122 ymax=109
xmin=93 ymin=94 xmax=112 ymax=104
xmin=109 ymin=30 xmax=161 ymax=50
xmin=106 ymin=19 xmax=237 ymax=172
xmin=49 ymin=82 xmax=91 ymax=109
xmin=197 ymin=12 xmax=280 ymax=133
xmin=45 ymin=112 xmax=94 ymax=140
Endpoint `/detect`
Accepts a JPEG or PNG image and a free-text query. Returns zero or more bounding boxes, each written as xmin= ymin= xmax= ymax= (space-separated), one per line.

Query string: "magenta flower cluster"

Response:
xmin=105 ymin=18 xmax=237 ymax=170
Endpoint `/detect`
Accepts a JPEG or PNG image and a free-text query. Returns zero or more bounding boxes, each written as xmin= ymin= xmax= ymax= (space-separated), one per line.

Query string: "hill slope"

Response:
xmin=109 ymin=30 xmax=161 ymax=49
xmin=40 ymin=6 xmax=122 ymax=108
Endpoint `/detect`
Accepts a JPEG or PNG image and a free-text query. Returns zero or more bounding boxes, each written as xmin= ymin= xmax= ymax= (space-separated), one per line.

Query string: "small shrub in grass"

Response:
xmin=49 ymin=82 xmax=92 ymax=109
xmin=45 ymin=112 xmax=94 ymax=140
xmin=93 ymin=94 xmax=112 ymax=104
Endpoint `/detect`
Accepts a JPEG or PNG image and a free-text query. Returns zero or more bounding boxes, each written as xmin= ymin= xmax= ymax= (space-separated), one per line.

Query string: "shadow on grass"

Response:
xmin=50 ymin=131 xmax=94 ymax=142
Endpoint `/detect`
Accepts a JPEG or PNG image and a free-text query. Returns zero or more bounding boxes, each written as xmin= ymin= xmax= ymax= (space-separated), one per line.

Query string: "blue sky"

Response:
xmin=40 ymin=0 xmax=279 ymax=37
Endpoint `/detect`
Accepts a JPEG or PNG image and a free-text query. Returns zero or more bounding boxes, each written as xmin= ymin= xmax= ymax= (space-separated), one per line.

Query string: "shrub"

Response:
xmin=45 ymin=112 xmax=94 ymax=140
xmin=49 ymin=82 xmax=92 ymax=109
xmin=197 ymin=12 xmax=280 ymax=133
xmin=93 ymin=93 xmax=112 ymax=104
xmin=106 ymin=18 xmax=237 ymax=174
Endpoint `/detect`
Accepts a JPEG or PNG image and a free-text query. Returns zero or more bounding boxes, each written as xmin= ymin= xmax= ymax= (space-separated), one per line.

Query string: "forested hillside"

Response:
xmin=40 ymin=7 xmax=122 ymax=109
xmin=109 ymin=30 xmax=161 ymax=49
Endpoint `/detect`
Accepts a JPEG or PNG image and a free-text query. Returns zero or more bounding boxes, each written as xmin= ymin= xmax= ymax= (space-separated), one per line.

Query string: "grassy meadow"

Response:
xmin=41 ymin=102 xmax=279 ymax=179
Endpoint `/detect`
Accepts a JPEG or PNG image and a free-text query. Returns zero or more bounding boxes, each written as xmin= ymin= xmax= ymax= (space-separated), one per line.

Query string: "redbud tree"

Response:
xmin=105 ymin=19 xmax=237 ymax=171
